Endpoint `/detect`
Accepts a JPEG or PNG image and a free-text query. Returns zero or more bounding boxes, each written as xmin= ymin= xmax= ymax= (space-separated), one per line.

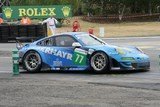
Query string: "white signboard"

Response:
xmin=99 ymin=27 xmax=104 ymax=37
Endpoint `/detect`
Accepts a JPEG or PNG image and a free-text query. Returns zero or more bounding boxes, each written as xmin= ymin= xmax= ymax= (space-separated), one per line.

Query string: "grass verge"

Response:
xmin=56 ymin=18 xmax=160 ymax=38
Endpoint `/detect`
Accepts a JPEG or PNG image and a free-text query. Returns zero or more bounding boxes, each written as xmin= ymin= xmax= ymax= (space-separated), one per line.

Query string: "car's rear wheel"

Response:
xmin=90 ymin=52 xmax=109 ymax=73
xmin=23 ymin=51 xmax=42 ymax=72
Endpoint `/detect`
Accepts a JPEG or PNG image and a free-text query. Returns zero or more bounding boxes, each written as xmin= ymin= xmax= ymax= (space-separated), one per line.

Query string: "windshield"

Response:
xmin=75 ymin=34 xmax=106 ymax=46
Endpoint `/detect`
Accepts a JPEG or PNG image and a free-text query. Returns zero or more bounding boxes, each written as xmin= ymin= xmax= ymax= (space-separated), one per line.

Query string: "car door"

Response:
xmin=36 ymin=35 xmax=75 ymax=68
xmin=36 ymin=35 xmax=88 ymax=69
xmin=53 ymin=35 xmax=88 ymax=69
xmin=52 ymin=35 xmax=76 ymax=68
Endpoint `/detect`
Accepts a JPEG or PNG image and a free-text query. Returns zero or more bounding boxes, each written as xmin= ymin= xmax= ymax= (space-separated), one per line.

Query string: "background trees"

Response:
xmin=10 ymin=0 xmax=82 ymax=15
xmin=82 ymin=0 xmax=160 ymax=16
xmin=10 ymin=0 xmax=160 ymax=16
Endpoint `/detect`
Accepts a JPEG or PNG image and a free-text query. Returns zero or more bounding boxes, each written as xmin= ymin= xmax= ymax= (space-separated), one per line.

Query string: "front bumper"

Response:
xmin=111 ymin=61 xmax=150 ymax=71
xmin=121 ymin=61 xmax=150 ymax=70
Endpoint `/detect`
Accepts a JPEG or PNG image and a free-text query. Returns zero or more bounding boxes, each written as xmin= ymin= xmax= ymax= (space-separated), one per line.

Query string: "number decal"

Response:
xmin=73 ymin=49 xmax=87 ymax=65
xmin=75 ymin=54 xmax=80 ymax=62
xmin=75 ymin=54 xmax=84 ymax=63
xmin=79 ymin=55 xmax=84 ymax=63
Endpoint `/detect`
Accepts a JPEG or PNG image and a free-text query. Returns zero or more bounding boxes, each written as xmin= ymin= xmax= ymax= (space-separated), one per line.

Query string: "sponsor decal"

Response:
xmin=38 ymin=47 xmax=72 ymax=60
xmin=3 ymin=7 xmax=13 ymax=19
xmin=2 ymin=5 xmax=72 ymax=19
xmin=53 ymin=58 xmax=62 ymax=66
xmin=61 ymin=6 xmax=71 ymax=17
xmin=18 ymin=8 xmax=56 ymax=17
xmin=38 ymin=47 xmax=88 ymax=66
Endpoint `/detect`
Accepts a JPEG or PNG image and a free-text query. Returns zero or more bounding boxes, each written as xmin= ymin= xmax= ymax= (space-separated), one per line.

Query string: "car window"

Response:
xmin=55 ymin=35 xmax=76 ymax=47
xmin=75 ymin=34 xmax=105 ymax=46
xmin=37 ymin=37 xmax=55 ymax=46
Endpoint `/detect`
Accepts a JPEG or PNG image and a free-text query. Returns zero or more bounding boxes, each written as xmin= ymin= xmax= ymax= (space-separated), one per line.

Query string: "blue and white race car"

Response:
xmin=17 ymin=32 xmax=150 ymax=73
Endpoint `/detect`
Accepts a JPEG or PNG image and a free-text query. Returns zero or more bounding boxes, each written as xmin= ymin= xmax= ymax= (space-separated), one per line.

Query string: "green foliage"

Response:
xmin=10 ymin=0 xmax=160 ymax=15
xmin=10 ymin=0 xmax=82 ymax=15
xmin=82 ymin=0 xmax=160 ymax=15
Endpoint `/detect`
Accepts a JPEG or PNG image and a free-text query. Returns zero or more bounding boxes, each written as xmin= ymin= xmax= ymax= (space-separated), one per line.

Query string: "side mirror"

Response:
xmin=72 ymin=42 xmax=82 ymax=48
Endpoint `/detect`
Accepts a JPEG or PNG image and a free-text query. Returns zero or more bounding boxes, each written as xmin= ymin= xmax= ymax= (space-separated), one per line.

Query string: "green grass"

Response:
xmin=56 ymin=17 xmax=160 ymax=37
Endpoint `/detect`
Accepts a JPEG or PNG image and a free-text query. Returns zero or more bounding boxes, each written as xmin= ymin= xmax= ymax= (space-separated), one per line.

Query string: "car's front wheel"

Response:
xmin=23 ymin=51 xmax=42 ymax=72
xmin=90 ymin=52 xmax=109 ymax=73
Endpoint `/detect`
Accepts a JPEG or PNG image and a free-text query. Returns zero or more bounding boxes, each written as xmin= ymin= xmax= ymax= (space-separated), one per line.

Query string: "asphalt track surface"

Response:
xmin=0 ymin=36 xmax=160 ymax=107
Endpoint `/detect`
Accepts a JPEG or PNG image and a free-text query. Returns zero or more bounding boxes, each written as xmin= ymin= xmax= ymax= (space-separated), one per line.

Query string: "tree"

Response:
xmin=82 ymin=0 xmax=160 ymax=15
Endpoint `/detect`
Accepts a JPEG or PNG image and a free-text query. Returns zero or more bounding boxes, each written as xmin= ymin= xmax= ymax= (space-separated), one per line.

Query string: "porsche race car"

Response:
xmin=17 ymin=32 xmax=150 ymax=73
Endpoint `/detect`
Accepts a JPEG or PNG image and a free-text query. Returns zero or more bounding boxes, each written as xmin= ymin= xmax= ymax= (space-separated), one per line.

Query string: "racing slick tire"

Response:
xmin=90 ymin=52 xmax=109 ymax=73
xmin=23 ymin=51 xmax=42 ymax=72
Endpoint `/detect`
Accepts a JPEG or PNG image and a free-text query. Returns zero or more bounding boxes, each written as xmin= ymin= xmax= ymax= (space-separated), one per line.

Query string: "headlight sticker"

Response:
xmin=116 ymin=48 xmax=126 ymax=55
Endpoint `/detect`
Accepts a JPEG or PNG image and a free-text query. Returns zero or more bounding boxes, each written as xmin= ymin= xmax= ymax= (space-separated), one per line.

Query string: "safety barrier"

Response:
xmin=12 ymin=49 xmax=19 ymax=75
xmin=159 ymin=55 xmax=160 ymax=66
xmin=81 ymin=13 xmax=160 ymax=23
xmin=0 ymin=24 xmax=47 ymax=42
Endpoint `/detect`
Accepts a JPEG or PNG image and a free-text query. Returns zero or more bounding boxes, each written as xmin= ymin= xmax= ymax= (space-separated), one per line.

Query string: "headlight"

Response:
xmin=116 ymin=48 xmax=126 ymax=55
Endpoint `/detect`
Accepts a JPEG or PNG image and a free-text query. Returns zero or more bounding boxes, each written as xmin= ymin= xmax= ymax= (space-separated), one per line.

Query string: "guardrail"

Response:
xmin=159 ymin=55 xmax=160 ymax=66
xmin=12 ymin=49 xmax=19 ymax=75
xmin=82 ymin=13 xmax=160 ymax=23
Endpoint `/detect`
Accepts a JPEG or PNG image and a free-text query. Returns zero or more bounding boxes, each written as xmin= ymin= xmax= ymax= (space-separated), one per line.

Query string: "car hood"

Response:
xmin=85 ymin=44 xmax=142 ymax=55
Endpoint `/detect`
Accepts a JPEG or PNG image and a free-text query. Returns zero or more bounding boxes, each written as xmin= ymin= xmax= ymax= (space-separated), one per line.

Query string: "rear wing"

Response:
xmin=15 ymin=37 xmax=43 ymax=50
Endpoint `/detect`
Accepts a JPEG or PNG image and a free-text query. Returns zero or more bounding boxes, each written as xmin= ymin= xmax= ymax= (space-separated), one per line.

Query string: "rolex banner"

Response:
xmin=2 ymin=5 xmax=72 ymax=19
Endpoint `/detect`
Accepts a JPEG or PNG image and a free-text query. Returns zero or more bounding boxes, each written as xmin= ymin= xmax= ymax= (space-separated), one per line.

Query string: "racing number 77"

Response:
xmin=73 ymin=50 xmax=87 ymax=66
xmin=75 ymin=54 xmax=84 ymax=64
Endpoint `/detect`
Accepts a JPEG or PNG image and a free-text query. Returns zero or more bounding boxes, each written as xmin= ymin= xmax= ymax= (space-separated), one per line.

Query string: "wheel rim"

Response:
xmin=91 ymin=53 xmax=107 ymax=71
xmin=24 ymin=52 xmax=41 ymax=71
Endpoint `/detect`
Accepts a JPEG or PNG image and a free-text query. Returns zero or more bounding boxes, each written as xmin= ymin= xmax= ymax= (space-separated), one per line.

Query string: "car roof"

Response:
xmin=57 ymin=32 xmax=88 ymax=36
xmin=33 ymin=32 xmax=88 ymax=44
xmin=43 ymin=32 xmax=88 ymax=39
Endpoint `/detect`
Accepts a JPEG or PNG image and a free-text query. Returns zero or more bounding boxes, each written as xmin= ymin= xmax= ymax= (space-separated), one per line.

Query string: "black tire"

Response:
xmin=90 ymin=52 xmax=109 ymax=73
xmin=23 ymin=51 xmax=42 ymax=72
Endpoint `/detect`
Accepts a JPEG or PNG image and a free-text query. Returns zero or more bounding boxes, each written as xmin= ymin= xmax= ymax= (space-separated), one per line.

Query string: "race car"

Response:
xmin=17 ymin=32 xmax=150 ymax=73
